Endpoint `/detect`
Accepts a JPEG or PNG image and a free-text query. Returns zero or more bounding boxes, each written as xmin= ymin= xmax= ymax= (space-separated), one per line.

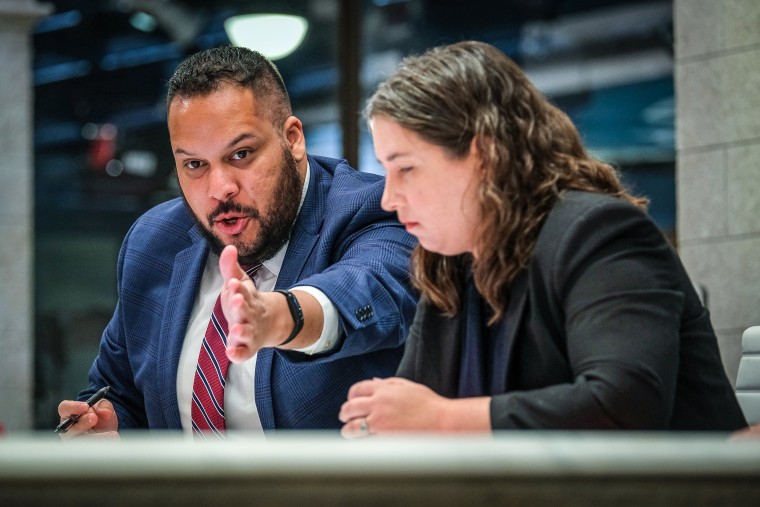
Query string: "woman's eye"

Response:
xmin=185 ymin=160 xmax=202 ymax=170
xmin=398 ymin=166 xmax=412 ymax=174
xmin=231 ymin=150 xmax=251 ymax=160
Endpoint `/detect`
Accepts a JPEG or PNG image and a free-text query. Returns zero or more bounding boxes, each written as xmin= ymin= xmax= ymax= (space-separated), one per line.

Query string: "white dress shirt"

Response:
xmin=176 ymin=163 xmax=340 ymax=433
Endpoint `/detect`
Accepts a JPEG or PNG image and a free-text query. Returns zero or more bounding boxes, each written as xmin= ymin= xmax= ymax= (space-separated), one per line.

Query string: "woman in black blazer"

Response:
xmin=339 ymin=41 xmax=747 ymax=436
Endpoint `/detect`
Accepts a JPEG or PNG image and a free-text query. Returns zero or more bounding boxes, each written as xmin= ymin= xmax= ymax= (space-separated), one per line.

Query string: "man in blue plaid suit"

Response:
xmin=56 ymin=46 xmax=417 ymax=437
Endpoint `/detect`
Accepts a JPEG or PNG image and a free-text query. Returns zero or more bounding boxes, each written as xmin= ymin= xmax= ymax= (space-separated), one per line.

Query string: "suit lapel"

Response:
xmin=276 ymin=156 xmax=327 ymax=289
xmin=499 ymin=270 xmax=529 ymax=390
xmin=156 ymin=229 xmax=208 ymax=429
xmin=257 ymin=157 xmax=329 ymax=429
xmin=417 ymin=303 xmax=462 ymax=398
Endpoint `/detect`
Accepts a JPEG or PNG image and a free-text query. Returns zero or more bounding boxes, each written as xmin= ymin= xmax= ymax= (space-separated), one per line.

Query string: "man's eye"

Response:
xmin=231 ymin=150 xmax=250 ymax=160
xmin=185 ymin=160 xmax=202 ymax=170
xmin=399 ymin=166 xmax=413 ymax=174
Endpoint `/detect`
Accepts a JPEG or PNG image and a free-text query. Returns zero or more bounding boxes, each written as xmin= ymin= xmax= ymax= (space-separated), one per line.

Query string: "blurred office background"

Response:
xmin=0 ymin=0 xmax=758 ymax=431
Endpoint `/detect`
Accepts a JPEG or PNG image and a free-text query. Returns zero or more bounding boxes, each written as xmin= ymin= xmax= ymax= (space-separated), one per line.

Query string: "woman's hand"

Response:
xmin=339 ymin=377 xmax=446 ymax=438
xmin=339 ymin=377 xmax=491 ymax=438
xmin=730 ymin=423 xmax=760 ymax=440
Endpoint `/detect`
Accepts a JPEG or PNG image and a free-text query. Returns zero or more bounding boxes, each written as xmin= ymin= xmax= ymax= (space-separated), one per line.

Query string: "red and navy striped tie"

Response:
xmin=191 ymin=263 xmax=260 ymax=438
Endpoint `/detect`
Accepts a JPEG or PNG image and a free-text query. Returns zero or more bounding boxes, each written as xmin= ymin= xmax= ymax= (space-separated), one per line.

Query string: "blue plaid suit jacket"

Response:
xmin=80 ymin=155 xmax=418 ymax=430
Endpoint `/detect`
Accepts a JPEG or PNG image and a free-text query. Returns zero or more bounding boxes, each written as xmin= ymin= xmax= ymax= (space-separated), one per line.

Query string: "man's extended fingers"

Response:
xmin=219 ymin=245 xmax=245 ymax=283
xmin=226 ymin=343 xmax=253 ymax=364
xmin=227 ymin=291 xmax=249 ymax=322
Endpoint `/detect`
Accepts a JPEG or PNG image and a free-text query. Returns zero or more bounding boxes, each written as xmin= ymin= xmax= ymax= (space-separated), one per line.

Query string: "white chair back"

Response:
xmin=736 ymin=326 xmax=760 ymax=425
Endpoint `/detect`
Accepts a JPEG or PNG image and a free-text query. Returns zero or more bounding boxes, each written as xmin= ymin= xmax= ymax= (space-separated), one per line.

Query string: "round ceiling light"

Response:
xmin=224 ymin=14 xmax=308 ymax=60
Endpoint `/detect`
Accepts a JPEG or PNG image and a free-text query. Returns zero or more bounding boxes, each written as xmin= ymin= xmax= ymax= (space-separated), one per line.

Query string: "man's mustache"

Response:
xmin=207 ymin=201 xmax=260 ymax=226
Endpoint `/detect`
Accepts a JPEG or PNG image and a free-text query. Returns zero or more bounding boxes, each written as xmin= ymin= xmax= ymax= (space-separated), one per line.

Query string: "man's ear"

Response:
xmin=283 ymin=116 xmax=306 ymax=162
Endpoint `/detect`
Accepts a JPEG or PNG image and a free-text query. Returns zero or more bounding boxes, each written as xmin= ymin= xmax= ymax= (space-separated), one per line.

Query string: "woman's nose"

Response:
xmin=381 ymin=174 xmax=399 ymax=212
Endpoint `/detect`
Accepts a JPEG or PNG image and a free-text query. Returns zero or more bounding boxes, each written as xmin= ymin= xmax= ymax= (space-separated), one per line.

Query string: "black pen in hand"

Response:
xmin=54 ymin=386 xmax=111 ymax=434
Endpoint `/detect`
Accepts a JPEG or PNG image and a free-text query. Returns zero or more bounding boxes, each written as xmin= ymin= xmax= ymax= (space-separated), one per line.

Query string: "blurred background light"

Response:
xmin=224 ymin=14 xmax=308 ymax=60
xmin=129 ymin=11 xmax=158 ymax=33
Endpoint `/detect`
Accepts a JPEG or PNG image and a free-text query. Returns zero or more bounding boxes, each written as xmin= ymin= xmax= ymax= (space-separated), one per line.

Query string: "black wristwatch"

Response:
xmin=275 ymin=289 xmax=304 ymax=346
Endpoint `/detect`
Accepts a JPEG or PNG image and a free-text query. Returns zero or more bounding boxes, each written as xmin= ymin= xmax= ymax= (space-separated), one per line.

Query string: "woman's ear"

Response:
xmin=469 ymin=135 xmax=488 ymax=175
xmin=283 ymin=115 xmax=306 ymax=162
xmin=469 ymin=135 xmax=479 ymax=155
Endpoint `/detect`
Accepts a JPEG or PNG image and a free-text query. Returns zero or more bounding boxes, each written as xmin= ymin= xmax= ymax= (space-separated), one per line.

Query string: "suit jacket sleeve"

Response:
xmin=286 ymin=165 xmax=418 ymax=360
xmin=491 ymin=195 xmax=689 ymax=429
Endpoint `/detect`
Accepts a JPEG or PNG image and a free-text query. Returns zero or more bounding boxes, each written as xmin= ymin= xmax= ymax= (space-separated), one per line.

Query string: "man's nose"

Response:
xmin=208 ymin=165 xmax=238 ymax=201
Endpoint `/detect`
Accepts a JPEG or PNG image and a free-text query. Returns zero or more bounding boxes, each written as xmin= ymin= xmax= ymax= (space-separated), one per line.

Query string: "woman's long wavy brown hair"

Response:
xmin=366 ymin=41 xmax=647 ymax=323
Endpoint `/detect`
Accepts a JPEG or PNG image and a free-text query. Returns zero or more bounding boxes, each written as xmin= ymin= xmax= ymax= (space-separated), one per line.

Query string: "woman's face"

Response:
xmin=373 ymin=115 xmax=483 ymax=257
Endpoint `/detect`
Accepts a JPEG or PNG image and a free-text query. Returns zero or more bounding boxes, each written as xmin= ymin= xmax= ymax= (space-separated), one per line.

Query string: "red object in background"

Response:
xmin=87 ymin=123 xmax=118 ymax=172
xmin=0 ymin=421 xmax=5 ymax=436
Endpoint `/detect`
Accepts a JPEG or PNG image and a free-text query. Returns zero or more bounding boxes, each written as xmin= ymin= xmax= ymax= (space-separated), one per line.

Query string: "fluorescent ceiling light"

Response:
xmin=224 ymin=14 xmax=308 ymax=60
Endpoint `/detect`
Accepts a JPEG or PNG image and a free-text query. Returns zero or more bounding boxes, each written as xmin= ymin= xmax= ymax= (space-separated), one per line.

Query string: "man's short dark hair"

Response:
xmin=166 ymin=46 xmax=292 ymax=128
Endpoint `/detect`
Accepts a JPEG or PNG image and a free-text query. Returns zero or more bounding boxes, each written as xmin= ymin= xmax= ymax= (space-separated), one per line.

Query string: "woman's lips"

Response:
xmin=403 ymin=221 xmax=418 ymax=232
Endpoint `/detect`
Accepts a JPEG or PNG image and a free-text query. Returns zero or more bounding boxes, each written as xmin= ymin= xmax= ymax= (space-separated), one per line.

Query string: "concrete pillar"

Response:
xmin=674 ymin=0 xmax=760 ymax=384
xmin=0 ymin=0 xmax=51 ymax=431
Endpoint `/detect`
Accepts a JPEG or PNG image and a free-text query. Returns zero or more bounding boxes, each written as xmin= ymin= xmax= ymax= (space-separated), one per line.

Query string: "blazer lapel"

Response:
xmin=257 ymin=156 xmax=328 ymax=429
xmin=156 ymin=229 xmax=208 ymax=429
xmin=499 ymin=270 xmax=529 ymax=391
xmin=276 ymin=156 xmax=326 ymax=289
xmin=418 ymin=304 xmax=462 ymax=398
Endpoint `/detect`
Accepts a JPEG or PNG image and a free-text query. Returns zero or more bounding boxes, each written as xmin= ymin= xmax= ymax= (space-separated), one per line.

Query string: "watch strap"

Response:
xmin=274 ymin=289 xmax=304 ymax=346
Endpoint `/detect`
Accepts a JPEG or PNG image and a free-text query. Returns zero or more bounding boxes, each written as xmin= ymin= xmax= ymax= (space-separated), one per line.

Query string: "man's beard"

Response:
xmin=181 ymin=147 xmax=303 ymax=265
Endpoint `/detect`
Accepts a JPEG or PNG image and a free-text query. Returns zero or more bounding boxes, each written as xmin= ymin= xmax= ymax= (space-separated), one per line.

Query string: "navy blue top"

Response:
xmin=457 ymin=277 xmax=511 ymax=398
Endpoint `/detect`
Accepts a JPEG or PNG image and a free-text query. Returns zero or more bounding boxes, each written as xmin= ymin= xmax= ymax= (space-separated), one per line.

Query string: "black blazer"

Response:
xmin=398 ymin=191 xmax=747 ymax=431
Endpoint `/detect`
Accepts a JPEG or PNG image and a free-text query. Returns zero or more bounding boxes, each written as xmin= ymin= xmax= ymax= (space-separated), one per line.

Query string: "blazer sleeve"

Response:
xmin=491 ymin=196 xmax=689 ymax=429
xmin=288 ymin=169 xmax=418 ymax=360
